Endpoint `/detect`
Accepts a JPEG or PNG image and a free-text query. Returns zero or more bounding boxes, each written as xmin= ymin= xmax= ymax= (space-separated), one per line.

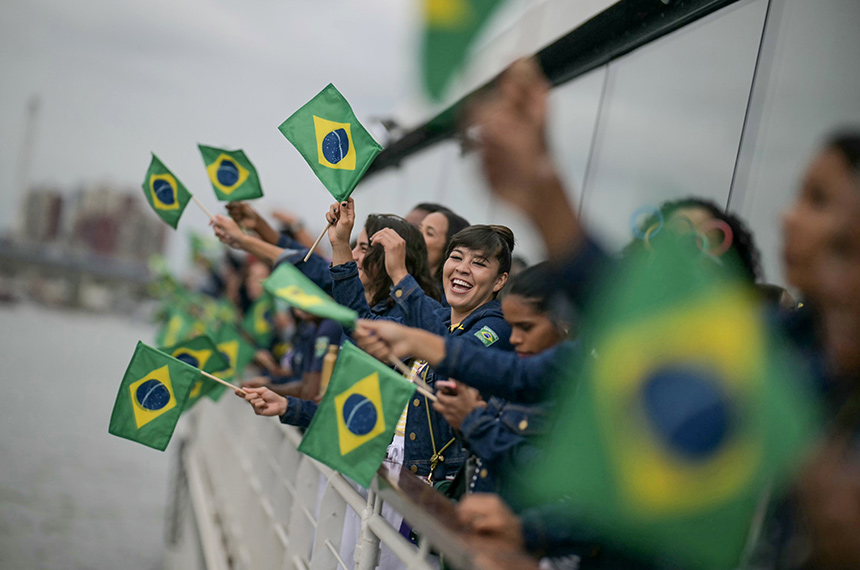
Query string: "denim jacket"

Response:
xmin=329 ymin=261 xmax=406 ymax=323
xmin=461 ymin=396 xmax=553 ymax=495
xmin=275 ymin=234 xmax=333 ymax=295
xmin=437 ymin=340 xmax=579 ymax=403
xmin=389 ymin=276 xmax=517 ymax=479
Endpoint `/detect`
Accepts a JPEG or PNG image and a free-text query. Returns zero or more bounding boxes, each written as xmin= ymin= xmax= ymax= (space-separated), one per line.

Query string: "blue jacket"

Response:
xmin=278 ymin=272 xmax=475 ymax=480
xmin=437 ymin=340 xmax=579 ymax=403
xmin=330 ymin=261 xmax=406 ymax=323
xmin=461 ymin=397 xmax=553 ymax=496
xmin=436 ymin=340 xmax=580 ymax=498
xmin=389 ymin=275 xmax=516 ymax=480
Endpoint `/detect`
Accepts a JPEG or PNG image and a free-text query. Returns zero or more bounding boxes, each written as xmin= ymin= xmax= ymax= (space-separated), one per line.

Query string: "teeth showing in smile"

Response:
xmin=451 ymin=278 xmax=473 ymax=293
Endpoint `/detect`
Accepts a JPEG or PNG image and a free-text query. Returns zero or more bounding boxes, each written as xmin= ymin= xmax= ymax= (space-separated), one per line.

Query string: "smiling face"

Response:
xmin=501 ymin=294 xmax=564 ymax=357
xmin=351 ymin=227 xmax=371 ymax=288
xmin=783 ymin=148 xmax=860 ymax=298
xmin=420 ymin=212 xmax=449 ymax=274
xmin=443 ymin=246 xmax=508 ymax=319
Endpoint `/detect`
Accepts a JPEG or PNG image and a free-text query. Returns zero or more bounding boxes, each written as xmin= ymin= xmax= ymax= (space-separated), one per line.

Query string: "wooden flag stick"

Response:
xmin=191 ymin=195 xmax=215 ymax=222
xmin=389 ymin=358 xmax=437 ymax=402
xmin=303 ymin=222 xmax=331 ymax=262
xmin=200 ymin=370 xmax=247 ymax=395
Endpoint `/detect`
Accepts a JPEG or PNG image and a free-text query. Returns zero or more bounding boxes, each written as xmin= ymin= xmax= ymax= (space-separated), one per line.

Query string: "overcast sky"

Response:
xmin=0 ymin=0 xmax=420 ymax=265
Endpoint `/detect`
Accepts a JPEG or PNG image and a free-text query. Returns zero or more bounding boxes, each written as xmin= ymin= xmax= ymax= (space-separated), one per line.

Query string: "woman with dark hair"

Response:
xmin=625 ymin=197 xmax=762 ymax=284
xmin=328 ymin=209 xmax=441 ymax=320
xmin=418 ymin=206 xmax=470 ymax=291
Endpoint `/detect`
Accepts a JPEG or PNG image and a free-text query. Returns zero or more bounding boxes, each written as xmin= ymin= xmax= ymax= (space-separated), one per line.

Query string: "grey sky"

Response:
xmin=0 ymin=0 xmax=414 ymax=264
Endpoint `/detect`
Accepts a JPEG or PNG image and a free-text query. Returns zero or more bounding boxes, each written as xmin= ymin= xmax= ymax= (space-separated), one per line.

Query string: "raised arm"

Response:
xmin=212 ymin=214 xmax=285 ymax=266
xmin=226 ymin=201 xmax=282 ymax=246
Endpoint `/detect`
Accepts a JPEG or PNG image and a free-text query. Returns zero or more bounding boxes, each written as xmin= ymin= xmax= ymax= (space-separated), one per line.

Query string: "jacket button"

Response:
xmin=395 ymin=289 xmax=403 ymax=298
xmin=409 ymin=432 xmax=416 ymax=441
xmin=410 ymin=465 xmax=418 ymax=473
xmin=413 ymin=398 xmax=420 ymax=407
xmin=479 ymin=468 xmax=488 ymax=478
xmin=518 ymin=419 xmax=528 ymax=431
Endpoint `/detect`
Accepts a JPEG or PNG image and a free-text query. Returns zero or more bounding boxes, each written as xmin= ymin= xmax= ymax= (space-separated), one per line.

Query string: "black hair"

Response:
xmin=499 ymin=262 xmax=552 ymax=312
xmin=425 ymin=207 xmax=470 ymax=282
xmin=624 ymin=197 xmax=762 ymax=283
xmin=446 ymin=224 xmax=515 ymax=278
xmin=826 ymin=130 xmax=860 ymax=175
xmin=411 ymin=202 xmax=448 ymax=214
xmin=362 ymin=214 xmax=440 ymax=308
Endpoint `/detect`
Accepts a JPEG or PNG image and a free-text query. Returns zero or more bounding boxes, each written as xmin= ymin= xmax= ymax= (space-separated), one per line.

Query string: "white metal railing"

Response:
xmin=164 ymin=393 xmax=442 ymax=570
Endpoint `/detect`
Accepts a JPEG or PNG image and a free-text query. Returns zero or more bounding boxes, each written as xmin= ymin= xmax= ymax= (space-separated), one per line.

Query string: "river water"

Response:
xmin=0 ymin=303 xmax=170 ymax=570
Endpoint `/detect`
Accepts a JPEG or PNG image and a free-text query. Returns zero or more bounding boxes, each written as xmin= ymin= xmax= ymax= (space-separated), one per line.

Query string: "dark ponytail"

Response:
xmin=499 ymin=262 xmax=552 ymax=312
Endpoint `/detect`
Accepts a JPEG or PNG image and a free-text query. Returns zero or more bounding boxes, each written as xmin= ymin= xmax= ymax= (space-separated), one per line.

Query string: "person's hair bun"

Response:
xmin=489 ymin=224 xmax=515 ymax=254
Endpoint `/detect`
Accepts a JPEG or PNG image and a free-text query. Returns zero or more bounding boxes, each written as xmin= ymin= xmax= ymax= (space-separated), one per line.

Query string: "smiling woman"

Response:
xmin=443 ymin=225 xmax=514 ymax=325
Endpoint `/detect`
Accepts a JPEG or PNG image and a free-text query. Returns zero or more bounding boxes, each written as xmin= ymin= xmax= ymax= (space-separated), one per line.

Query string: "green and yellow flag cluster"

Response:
xmin=214 ymin=324 xmax=257 ymax=383
xmin=528 ymin=237 xmax=819 ymax=569
xmin=242 ymin=294 xmax=275 ymax=348
xmin=278 ymin=84 xmax=382 ymax=202
xmin=160 ymin=336 xmax=229 ymax=410
xmin=298 ymin=342 xmax=415 ymax=487
xmin=142 ymin=145 xmax=262 ymax=230
xmin=264 ymin=263 xmax=359 ymax=327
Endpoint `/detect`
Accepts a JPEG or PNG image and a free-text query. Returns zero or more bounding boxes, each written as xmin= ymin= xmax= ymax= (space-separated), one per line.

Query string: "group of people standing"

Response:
xmin=200 ymin=58 xmax=860 ymax=569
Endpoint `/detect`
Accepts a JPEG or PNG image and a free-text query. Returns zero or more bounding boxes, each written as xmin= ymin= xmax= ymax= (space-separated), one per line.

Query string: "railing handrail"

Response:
xmin=169 ymin=393 xmax=538 ymax=570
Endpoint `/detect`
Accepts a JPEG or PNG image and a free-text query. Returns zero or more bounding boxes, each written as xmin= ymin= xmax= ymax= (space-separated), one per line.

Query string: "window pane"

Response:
xmin=579 ymin=0 xmax=768 ymax=250
xmin=729 ymin=0 xmax=860 ymax=285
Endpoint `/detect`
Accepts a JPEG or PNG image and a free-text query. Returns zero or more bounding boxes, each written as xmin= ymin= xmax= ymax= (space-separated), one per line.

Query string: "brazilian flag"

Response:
xmin=155 ymin=308 xmax=195 ymax=347
xmin=264 ymin=263 xmax=358 ymax=327
xmin=242 ymin=294 xmax=275 ymax=348
xmin=215 ymin=298 xmax=238 ymax=326
xmin=278 ymin=84 xmax=382 ymax=202
xmin=108 ymin=342 xmax=199 ymax=451
xmin=298 ymin=342 xmax=415 ymax=487
xmin=159 ymin=336 xmax=229 ymax=410
xmin=211 ymin=324 xmax=257 ymax=400
xmin=142 ymin=154 xmax=192 ymax=229
xmin=422 ymin=0 xmax=505 ymax=100
xmin=198 ymin=144 xmax=263 ymax=202
xmin=528 ymin=238 xmax=819 ymax=569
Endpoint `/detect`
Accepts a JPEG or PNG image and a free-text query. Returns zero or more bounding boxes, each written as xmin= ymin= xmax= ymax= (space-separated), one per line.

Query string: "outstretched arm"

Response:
xmin=354 ymin=319 xmax=574 ymax=402
xmin=212 ymin=214 xmax=285 ymax=266
xmin=226 ymin=201 xmax=281 ymax=246
xmin=471 ymin=58 xmax=583 ymax=260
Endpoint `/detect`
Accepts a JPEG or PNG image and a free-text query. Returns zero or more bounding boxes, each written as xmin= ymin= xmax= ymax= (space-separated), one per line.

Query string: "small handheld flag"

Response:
xmin=210 ymin=325 xmax=257 ymax=400
xmin=108 ymin=342 xmax=200 ymax=451
xmin=527 ymin=238 xmax=819 ymax=569
xmin=155 ymin=308 xmax=195 ymax=348
xmin=142 ymin=154 xmax=192 ymax=229
xmin=278 ymin=84 xmax=382 ymax=203
xmin=422 ymin=0 xmax=505 ymax=100
xmin=159 ymin=336 xmax=230 ymax=410
xmin=242 ymin=294 xmax=276 ymax=348
xmin=298 ymin=342 xmax=415 ymax=487
xmin=263 ymin=263 xmax=358 ymax=327
xmin=198 ymin=144 xmax=263 ymax=202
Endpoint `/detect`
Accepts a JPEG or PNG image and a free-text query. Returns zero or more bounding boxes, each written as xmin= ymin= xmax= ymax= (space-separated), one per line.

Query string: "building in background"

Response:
xmin=1 ymin=183 xmax=165 ymax=309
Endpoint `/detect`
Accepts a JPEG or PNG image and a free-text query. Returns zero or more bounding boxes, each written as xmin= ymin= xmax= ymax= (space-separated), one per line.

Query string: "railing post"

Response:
xmin=355 ymin=490 xmax=382 ymax=570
